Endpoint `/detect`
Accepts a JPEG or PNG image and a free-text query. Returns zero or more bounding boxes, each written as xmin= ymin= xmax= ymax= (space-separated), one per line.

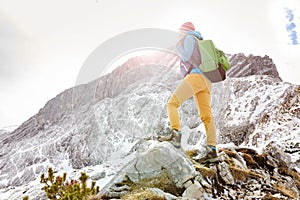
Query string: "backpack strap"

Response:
xmin=187 ymin=64 xmax=194 ymax=74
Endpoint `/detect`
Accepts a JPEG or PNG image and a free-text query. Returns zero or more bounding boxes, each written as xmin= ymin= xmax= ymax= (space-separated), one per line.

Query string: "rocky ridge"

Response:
xmin=227 ymin=53 xmax=282 ymax=80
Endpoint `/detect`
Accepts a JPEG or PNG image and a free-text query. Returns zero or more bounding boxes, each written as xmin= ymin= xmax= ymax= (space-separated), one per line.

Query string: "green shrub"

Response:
xmin=38 ymin=167 xmax=99 ymax=200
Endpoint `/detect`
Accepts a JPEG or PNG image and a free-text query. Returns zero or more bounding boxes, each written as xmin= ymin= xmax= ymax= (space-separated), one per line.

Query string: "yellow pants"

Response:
xmin=167 ymin=74 xmax=217 ymax=147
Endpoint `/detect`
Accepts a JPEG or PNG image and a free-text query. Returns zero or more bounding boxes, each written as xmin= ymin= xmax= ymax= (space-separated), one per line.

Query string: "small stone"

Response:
xmin=217 ymin=162 xmax=235 ymax=185
xmin=90 ymin=171 xmax=106 ymax=180
xmin=110 ymin=185 xmax=130 ymax=192
xmin=182 ymin=183 xmax=204 ymax=199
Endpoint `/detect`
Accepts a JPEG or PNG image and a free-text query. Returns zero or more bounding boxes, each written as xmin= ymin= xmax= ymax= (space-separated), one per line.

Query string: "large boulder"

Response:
xmin=99 ymin=141 xmax=199 ymax=198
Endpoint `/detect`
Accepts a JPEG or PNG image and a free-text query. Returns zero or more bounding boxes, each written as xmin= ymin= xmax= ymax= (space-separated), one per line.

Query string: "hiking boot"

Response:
xmin=158 ymin=129 xmax=182 ymax=148
xmin=197 ymin=145 xmax=218 ymax=164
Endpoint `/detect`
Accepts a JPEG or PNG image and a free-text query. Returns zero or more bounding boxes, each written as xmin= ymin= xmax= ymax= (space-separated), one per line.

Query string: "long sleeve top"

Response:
xmin=176 ymin=30 xmax=203 ymax=77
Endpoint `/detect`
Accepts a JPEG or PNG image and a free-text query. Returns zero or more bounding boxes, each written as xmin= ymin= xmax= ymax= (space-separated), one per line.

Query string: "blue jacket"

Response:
xmin=176 ymin=31 xmax=203 ymax=77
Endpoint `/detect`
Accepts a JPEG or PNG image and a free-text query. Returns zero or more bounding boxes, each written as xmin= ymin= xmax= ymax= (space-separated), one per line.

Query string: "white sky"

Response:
xmin=0 ymin=0 xmax=299 ymax=128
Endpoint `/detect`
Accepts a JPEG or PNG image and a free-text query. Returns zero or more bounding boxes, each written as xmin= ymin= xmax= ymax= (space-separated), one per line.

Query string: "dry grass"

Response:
xmin=262 ymin=194 xmax=281 ymax=200
xmin=185 ymin=149 xmax=198 ymax=159
xmin=242 ymin=153 xmax=259 ymax=168
xmin=278 ymin=166 xmax=300 ymax=190
xmin=122 ymin=189 xmax=166 ymax=200
xmin=229 ymin=166 xmax=249 ymax=182
xmin=236 ymin=148 xmax=258 ymax=156
xmin=270 ymin=176 xmax=280 ymax=182
xmin=125 ymin=172 xmax=183 ymax=197
xmin=229 ymin=166 xmax=263 ymax=182
xmin=253 ymin=153 xmax=268 ymax=169
xmin=193 ymin=162 xmax=216 ymax=179
xmin=236 ymin=148 xmax=269 ymax=170
xmin=222 ymin=149 xmax=239 ymax=158
xmin=272 ymin=183 xmax=297 ymax=199
xmin=224 ymin=158 xmax=235 ymax=166
xmin=249 ymin=171 xmax=264 ymax=179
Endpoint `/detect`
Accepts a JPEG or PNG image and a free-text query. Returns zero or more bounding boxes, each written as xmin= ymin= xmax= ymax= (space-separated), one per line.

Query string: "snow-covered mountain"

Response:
xmin=0 ymin=52 xmax=299 ymax=199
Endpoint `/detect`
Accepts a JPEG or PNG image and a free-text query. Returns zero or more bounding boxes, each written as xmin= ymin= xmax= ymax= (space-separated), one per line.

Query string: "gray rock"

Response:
xmin=90 ymin=171 xmax=106 ymax=180
xmin=182 ymin=180 xmax=204 ymax=199
xmin=217 ymin=162 xmax=235 ymax=185
xmin=148 ymin=188 xmax=177 ymax=200
xmin=99 ymin=141 xmax=198 ymax=197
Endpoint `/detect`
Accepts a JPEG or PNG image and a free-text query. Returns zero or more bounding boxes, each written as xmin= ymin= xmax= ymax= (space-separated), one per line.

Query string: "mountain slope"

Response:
xmin=0 ymin=53 xmax=299 ymax=199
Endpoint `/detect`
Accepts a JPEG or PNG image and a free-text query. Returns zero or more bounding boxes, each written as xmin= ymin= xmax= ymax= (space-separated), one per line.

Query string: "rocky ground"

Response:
xmin=89 ymin=141 xmax=300 ymax=200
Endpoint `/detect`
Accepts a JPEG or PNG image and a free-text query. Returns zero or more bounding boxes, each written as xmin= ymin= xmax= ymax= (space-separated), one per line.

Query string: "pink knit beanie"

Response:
xmin=179 ymin=22 xmax=195 ymax=33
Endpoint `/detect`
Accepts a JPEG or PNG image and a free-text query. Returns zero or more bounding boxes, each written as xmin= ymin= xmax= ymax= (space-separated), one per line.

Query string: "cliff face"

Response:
xmin=0 ymin=52 xmax=299 ymax=200
xmin=227 ymin=53 xmax=282 ymax=80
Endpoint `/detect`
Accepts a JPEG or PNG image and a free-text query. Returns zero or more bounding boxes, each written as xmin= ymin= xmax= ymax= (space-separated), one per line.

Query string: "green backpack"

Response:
xmin=195 ymin=39 xmax=230 ymax=82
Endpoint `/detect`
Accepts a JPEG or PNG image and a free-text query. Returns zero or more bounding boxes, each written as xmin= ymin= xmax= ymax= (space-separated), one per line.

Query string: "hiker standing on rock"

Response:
xmin=159 ymin=22 xmax=219 ymax=163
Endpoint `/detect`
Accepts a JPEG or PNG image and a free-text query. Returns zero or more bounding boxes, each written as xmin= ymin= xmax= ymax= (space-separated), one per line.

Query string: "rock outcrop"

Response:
xmin=99 ymin=141 xmax=198 ymax=199
xmin=227 ymin=53 xmax=282 ymax=80
xmin=95 ymin=141 xmax=300 ymax=200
